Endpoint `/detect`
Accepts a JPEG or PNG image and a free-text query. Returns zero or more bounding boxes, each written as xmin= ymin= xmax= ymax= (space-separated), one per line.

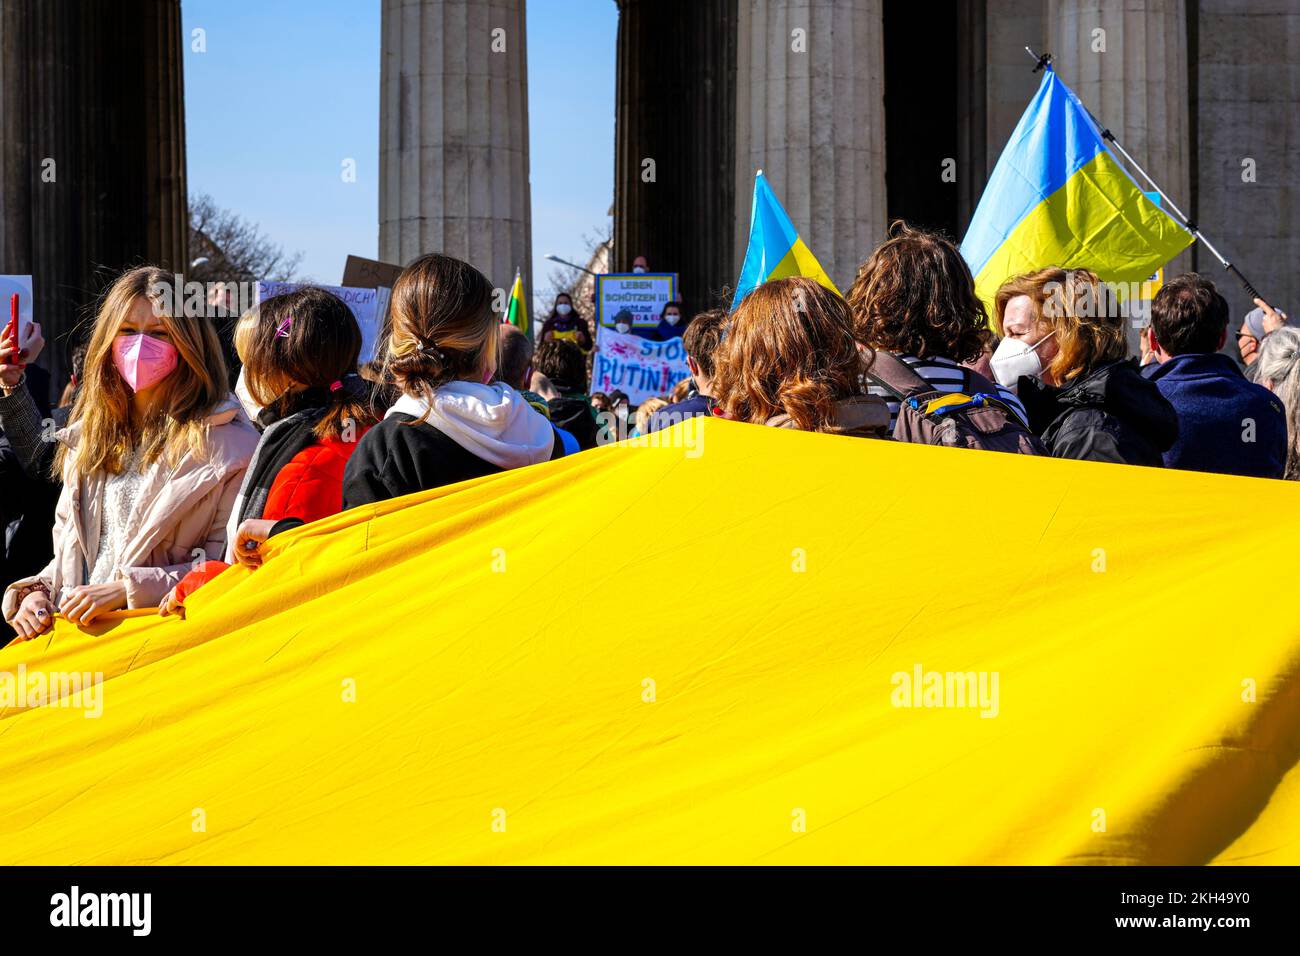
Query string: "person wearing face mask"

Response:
xmin=158 ymin=288 xmax=379 ymax=617
xmin=1237 ymin=299 xmax=1290 ymax=383
xmin=644 ymin=300 xmax=689 ymax=343
xmin=631 ymin=255 xmax=650 ymax=274
xmin=539 ymin=293 xmax=593 ymax=353
xmin=992 ymin=267 xmax=1177 ymax=466
xmin=3 ymin=266 xmax=259 ymax=640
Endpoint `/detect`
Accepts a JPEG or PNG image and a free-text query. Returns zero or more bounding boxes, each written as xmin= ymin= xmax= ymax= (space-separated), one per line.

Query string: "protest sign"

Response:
xmin=590 ymin=325 xmax=691 ymax=406
xmin=256 ymin=281 xmax=384 ymax=363
xmin=596 ymin=272 xmax=678 ymax=328
xmin=0 ymin=275 xmax=34 ymax=341
xmin=341 ymin=254 xmax=404 ymax=290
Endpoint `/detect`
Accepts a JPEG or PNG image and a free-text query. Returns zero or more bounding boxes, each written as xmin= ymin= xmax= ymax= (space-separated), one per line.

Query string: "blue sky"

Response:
xmin=182 ymin=0 xmax=616 ymax=309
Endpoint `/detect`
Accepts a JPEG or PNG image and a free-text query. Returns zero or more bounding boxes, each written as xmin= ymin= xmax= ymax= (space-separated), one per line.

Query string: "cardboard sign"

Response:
xmin=341 ymin=255 xmax=404 ymax=291
xmin=256 ymin=281 xmax=384 ymax=364
xmin=596 ymin=273 xmax=678 ymax=328
xmin=590 ymin=325 xmax=691 ymax=405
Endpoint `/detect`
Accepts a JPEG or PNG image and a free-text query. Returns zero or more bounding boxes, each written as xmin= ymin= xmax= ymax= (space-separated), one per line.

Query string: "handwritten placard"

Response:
xmin=590 ymin=325 xmax=690 ymax=406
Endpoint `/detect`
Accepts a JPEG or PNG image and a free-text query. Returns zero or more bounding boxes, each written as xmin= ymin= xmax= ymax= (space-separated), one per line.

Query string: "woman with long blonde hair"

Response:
xmin=3 ymin=266 xmax=259 ymax=639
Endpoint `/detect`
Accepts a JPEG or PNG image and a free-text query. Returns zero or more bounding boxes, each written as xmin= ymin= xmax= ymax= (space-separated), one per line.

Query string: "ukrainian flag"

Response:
xmin=504 ymin=269 xmax=528 ymax=335
xmin=732 ymin=170 xmax=840 ymax=310
xmin=961 ymin=68 xmax=1193 ymax=308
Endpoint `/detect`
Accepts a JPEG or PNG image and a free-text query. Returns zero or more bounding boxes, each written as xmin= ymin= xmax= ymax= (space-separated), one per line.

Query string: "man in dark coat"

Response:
xmin=1142 ymin=274 xmax=1287 ymax=479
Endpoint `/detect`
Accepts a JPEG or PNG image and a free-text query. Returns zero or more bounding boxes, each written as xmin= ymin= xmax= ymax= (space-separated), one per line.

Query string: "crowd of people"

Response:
xmin=2 ymin=222 xmax=1297 ymax=640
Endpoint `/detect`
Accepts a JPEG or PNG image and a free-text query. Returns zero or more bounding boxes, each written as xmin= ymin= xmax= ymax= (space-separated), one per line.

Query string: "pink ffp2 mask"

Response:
xmin=112 ymin=333 xmax=179 ymax=393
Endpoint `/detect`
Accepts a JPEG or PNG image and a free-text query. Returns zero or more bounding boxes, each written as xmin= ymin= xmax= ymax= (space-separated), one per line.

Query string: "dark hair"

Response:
xmin=245 ymin=287 xmax=377 ymax=441
xmin=546 ymin=292 xmax=582 ymax=323
xmin=846 ymin=221 xmax=989 ymax=363
xmin=1151 ymin=273 xmax=1229 ymax=356
xmin=662 ymin=300 xmax=683 ymax=316
xmin=534 ymin=339 xmax=586 ymax=391
xmin=384 ymin=253 xmax=497 ymax=396
xmin=496 ymin=323 xmax=535 ymax=389
xmin=682 ymin=309 xmax=727 ymax=378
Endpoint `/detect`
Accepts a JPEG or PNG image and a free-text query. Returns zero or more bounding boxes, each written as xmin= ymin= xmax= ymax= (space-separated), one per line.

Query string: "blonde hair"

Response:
xmin=635 ymin=397 xmax=668 ymax=434
xmin=993 ymin=267 xmax=1126 ymax=384
xmin=57 ymin=266 xmax=229 ymax=479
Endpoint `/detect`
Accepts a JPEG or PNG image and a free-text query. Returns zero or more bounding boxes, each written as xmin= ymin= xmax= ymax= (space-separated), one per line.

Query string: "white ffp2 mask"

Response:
xmin=989 ymin=332 xmax=1056 ymax=388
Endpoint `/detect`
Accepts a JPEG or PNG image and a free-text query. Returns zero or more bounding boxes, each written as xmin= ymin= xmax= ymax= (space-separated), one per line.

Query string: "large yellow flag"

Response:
xmin=1 ymin=418 xmax=1298 ymax=864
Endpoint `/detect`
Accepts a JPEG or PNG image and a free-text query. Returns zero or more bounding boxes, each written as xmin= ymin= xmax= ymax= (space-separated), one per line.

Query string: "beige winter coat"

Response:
xmin=3 ymin=397 xmax=260 ymax=619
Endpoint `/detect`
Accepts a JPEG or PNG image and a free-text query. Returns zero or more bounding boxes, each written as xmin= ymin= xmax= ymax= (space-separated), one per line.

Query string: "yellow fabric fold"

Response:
xmin=1 ymin=418 xmax=1296 ymax=864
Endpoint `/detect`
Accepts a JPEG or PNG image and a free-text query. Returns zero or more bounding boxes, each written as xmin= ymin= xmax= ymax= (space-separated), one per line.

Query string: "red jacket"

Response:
xmin=172 ymin=435 xmax=363 ymax=604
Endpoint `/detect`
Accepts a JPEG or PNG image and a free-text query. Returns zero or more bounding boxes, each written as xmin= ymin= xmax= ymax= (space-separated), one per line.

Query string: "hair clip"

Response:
xmin=275 ymin=315 xmax=293 ymax=338
xmin=329 ymin=380 xmax=343 ymax=392
xmin=419 ymin=342 xmax=447 ymax=362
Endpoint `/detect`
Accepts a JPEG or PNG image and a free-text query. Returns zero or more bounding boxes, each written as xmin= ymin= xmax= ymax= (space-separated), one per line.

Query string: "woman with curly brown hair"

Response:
xmin=846 ymin=222 xmax=1027 ymax=431
xmin=712 ymin=277 xmax=889 ymax=437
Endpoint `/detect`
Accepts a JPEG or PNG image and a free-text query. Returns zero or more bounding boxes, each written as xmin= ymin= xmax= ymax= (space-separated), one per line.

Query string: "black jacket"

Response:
xmin=1017 ymin=360 xmax=1178 ymax=467
xmin=546 ymin=391 xmax=599 ymax=450
xmin=341 ymin=412 xmax=564 ymax=509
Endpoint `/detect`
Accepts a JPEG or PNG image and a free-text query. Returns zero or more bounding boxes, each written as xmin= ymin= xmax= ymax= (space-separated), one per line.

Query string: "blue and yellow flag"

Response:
xmin=961 ymin=68 xmax=1193 ymax=308
xmin=2 ymin=418 xmax=1300 ymax=864
xmin=731 ymin=170 xmax=839 ymax=310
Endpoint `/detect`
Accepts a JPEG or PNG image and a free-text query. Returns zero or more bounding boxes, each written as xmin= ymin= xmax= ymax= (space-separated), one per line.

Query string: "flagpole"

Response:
xmin=1024 ymin=47 xmax=1267 ymax=303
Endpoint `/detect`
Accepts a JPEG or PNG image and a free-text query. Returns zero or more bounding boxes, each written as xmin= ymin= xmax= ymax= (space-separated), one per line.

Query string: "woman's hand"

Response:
xmin=12 ymin=589 xmax=55 ymax=640
xmin=61 ymin=581 xmax=128 ymax=625
xmin=232 ymin=518 xmax=277 ymax=568
xmin=158 ymin=584 xmax=185 ymax=619
xmin=1 ymin=322 xmax=43 ymax=389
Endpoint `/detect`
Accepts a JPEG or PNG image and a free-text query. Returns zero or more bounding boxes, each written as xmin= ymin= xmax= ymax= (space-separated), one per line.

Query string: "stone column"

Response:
xmin=0 ymin=0 xmax=187 ymax=397
xmin=613 ymin=0 xmax=738 ymax=316
xmin=1049 ymin=0 xmax=1192 ymax=276
xmin=734 ymin=0 xmax=887 ymax=292
xmin=379 ymin=0 xmax=532 ymax=302
xmin=1194 ymin=0 xmax=1300 ymax=323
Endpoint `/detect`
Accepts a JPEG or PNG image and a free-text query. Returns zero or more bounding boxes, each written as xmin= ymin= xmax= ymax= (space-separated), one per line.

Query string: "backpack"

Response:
xmin=863 ymin=352 xmax=1046 ymax=455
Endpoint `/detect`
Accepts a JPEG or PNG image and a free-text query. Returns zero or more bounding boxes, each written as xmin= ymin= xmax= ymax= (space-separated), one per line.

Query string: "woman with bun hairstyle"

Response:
xmin=3 ymin=266 xmax=259 ymax=639
xmin=338 ymin=253 xmax=562 ymax=506
xmin=233 ymin=253 xmax=561 ymax=565
xmin=159 ymin=287 xmax=378 ymax=615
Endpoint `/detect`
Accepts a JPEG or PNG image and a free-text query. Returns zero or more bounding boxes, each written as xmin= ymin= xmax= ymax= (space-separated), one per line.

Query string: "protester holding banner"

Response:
xmin=993 ymin=268 xmax=1177 ymax=467
xmin=538 ymin=293 xmax=593 ymax=353
xmin=0 ymin=321 xmax=61 ymax=641
xmin=642 ymin=300 xmax=688 ymax=343
xmin=1256 ymin=327 xmax=1300 ymax=481
xmin=3 ymin=266 xmax=259 ymax=639
xmin=159 ymin=288 xmax=377 ymax=612
xmin=846 ymin=223 xmax=1028 ymax=432
xmin=713 ymin=277 xmax=889 ymax=437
